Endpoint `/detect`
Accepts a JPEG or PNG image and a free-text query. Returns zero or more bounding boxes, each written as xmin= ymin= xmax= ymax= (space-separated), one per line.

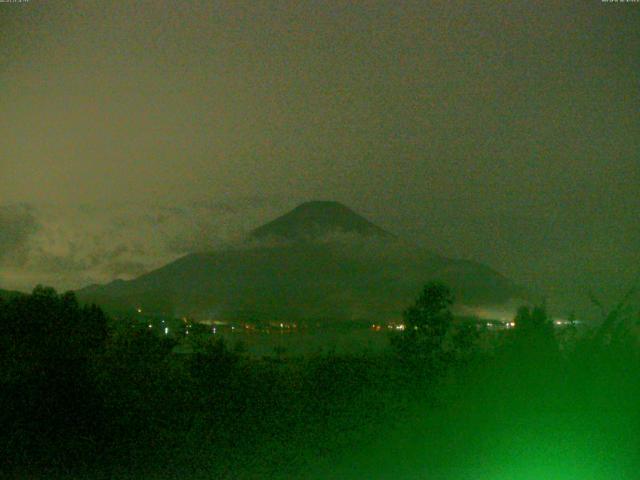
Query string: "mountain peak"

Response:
xmin=250 ymin=201 xmax=392 ymax=241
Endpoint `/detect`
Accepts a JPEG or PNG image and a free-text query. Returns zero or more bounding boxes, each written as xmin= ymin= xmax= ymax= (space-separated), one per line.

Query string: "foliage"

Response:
xmin=510 ymin=304 xmax=558 ymax=356
xmin=1 ymin=282 xmax=640 ymax=478
xmin=0 ymin=287 xmax=108 ymax=469
xmin=392 ymin=281 xmax=454 ymax=367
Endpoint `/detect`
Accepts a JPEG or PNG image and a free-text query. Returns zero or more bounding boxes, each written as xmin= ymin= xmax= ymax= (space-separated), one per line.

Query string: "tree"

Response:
xmin=0 ymin=287 xmax=109 ymax=467
xmin=590 ymin=278 xmax=639 ymax=347
xmin=452 ymin=321 xmax=480 ymax=363
xmin=393 ymin=281 xmax=454 ymax=365
xmin=509 ymin=304 xmax=557 ymax=363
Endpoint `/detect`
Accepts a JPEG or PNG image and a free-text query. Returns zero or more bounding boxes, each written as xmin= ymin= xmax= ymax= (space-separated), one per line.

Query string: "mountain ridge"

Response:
xmin=77 ymin=201 xmax=527 ymax=321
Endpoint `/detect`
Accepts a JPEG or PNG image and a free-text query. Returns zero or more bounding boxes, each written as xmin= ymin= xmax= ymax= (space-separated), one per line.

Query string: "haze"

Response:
xmin=1 ymin=1 xmax=638 ymax=318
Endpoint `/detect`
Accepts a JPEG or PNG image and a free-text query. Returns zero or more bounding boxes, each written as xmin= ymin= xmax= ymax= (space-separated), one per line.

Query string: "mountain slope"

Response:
xmin=77 ymin=202 xmax=526 ymax=321
xmin=250 ymin=201 xmax=391 ymax=241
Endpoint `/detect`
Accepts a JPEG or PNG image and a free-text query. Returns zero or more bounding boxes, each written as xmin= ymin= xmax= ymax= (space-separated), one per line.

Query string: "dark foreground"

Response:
xmin=1 ymin=288 xmax=638 ymax=479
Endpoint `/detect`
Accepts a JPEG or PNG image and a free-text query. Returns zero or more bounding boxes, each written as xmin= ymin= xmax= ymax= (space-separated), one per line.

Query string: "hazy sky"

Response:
xmin=1 ymin=1 xmax=638 ymax=316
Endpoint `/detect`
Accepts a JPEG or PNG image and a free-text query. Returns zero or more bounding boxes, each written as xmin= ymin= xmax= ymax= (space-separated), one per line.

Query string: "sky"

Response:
xmin=1 ymin=0 xmax=638 ymax=317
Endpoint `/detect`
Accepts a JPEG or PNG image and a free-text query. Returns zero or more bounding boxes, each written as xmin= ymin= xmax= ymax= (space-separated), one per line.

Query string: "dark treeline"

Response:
xmin=1 ymin=283 xmax=639 ymax=479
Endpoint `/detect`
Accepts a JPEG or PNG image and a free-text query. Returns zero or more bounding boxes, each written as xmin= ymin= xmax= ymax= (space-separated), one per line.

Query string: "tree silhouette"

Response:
xmin=509 ymin=304 xmax=558 ymax=365
xmin=393 ymin=281 xmax=454 ymax=366
xmin=0 ymin=287 xmax=109 ymax=467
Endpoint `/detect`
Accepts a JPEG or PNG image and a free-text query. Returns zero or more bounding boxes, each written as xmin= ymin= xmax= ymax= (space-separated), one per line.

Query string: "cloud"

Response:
xmin=104 ymin=259 xmax=148 ymax=278
xmin=0 ymin=204 xmax=39 ymax=266
xmin=0 ymin=196 xmax=290 ymax=291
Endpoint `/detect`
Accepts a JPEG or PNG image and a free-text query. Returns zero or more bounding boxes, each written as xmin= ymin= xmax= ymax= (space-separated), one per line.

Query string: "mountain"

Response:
xmin=250 ymin=201 xmax=392 ymax=241
xmin=77 ymin=201 xmax=527 ymax=322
